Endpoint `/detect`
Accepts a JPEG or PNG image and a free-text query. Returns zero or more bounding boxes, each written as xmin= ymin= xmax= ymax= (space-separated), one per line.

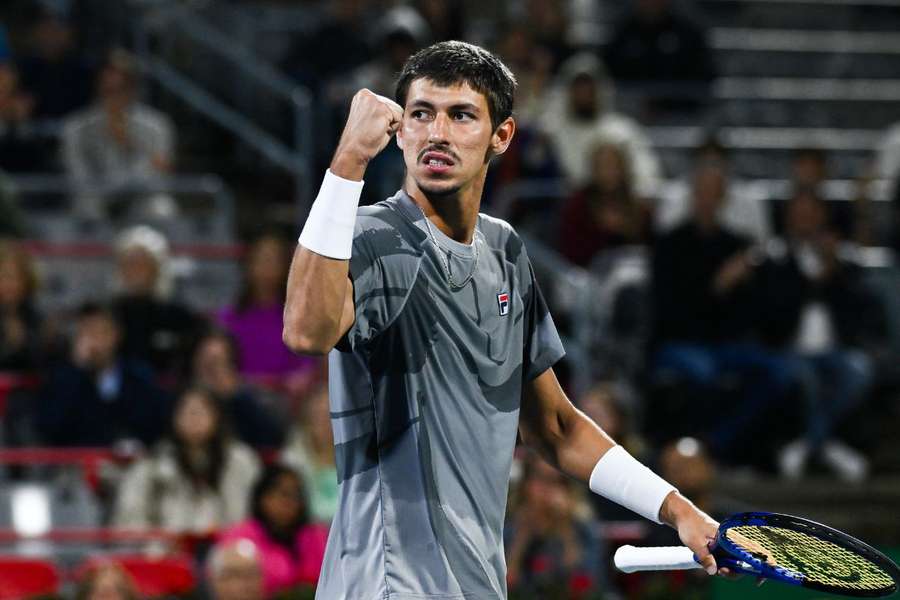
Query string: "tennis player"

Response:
xmin=284 ymin=41 xmax=721 ymax=599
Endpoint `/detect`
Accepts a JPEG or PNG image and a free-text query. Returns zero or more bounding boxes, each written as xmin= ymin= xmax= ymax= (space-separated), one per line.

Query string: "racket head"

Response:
xmin=713 ymin=512 xmax=900 ymax=598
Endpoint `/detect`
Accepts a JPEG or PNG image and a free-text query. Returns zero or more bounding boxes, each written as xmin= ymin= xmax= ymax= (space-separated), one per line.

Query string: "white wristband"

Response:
xmin=298 ymin=169 xmax=364 ymax=260
xmin=588 ymin=445 xmax=676 ymax=524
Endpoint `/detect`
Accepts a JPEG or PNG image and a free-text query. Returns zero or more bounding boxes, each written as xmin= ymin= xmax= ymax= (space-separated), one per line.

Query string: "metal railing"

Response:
xmin=10 ymin=173 xmax=236 ymax=241
xmin=647 ymin=126 xmax=883 ymax=151
xmin=132 ymin=3 xmax=314 ymax=220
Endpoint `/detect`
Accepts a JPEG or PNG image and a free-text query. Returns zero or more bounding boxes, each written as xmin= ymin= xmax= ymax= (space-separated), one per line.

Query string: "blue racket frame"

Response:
xmin=707 ymin=512 xmax=805 ymax=585
xmin=697 ymin=511 xmax=900 ymax=597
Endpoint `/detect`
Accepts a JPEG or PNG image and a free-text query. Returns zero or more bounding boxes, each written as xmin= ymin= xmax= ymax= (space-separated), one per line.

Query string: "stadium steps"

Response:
xmin=716 ymin=474 xmax=900 ymax=545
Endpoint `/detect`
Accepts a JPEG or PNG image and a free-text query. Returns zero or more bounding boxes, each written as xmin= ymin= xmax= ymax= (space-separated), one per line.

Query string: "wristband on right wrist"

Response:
xmin=297 ymin=169 xmax=364 ymax=260
xmin=588 ymin=445 xmax=676 ymax=524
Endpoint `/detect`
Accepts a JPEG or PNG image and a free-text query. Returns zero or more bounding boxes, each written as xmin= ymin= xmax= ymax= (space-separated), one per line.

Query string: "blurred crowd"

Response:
xmin=0 ymin=0 xmax=898 ymax=599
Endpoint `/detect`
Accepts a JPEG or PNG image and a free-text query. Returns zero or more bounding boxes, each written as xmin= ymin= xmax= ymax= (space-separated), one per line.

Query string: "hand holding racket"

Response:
xmin=615 ymin=512 xmax=900 ymax=597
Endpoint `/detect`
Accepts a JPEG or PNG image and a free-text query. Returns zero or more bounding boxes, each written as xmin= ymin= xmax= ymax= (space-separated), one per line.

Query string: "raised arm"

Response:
xmin=282 ymin=90 xmax=403 ymax=355
xmin=520 ymin=367 xmax=722 ymax=576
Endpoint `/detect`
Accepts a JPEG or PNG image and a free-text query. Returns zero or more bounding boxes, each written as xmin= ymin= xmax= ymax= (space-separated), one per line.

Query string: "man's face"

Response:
xmin=74 ymin=314 xmax=120 ymax=371
xmin=691 ymin=162 xmax=727 ymax=221
xmin=569 ymin=74 xmax=598 ymax=120
xmin=118 ymin=248 xmax=158 ymax=297
xmin=397 ymin=79 xmax=511 ymax=198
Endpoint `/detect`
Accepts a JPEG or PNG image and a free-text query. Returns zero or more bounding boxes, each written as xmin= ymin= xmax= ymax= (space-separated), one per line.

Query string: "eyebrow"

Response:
xmin=408 ymin=99 xmax=482 ymax=113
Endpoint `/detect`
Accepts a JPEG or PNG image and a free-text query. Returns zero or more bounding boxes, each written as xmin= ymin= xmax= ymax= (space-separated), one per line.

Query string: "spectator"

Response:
xmin=493 ymin=22 xmax=555 ymax=127
xmin=650 ymin=158 xmax=795 ymax=462
xmin=217 ymin=233 xmax=320 ymax=385
xmin=112 ymin=226 xmax=200 ymax=379
xmin=75 ymin=562 xmax=140 ymax=600
xmin=113 ymin=386 xmax=260 ymax=533
xmin=37 ymin=303 xmax=172 ymax=447
xmin=783 ymin=147 xmax=854 ymax=239
xmin=540 ymin=53 xmax=662 ymax=199
xmin=791 ymin=147 xmax=828 ymax=191
xmin=207 ymin=539 xmax=264 ymax=600
xmin=190 ymin=327 xmax=286 ymax=448
xmin=61 ymin=49 xmax=175 ymax=221
xmin=655 ymin=137 xmax=772 ymax=244
xmin=579 ymin=382 xmax=649 ymax=522
xmin=0 ymin=61 xmax=46 ymax=173
xmin=343 ymin=8 xmax=427 ymax=99
xmin=0 ymin=239 xmax=41 ymax=370
xmin=505 ymin=456 xmax=604 ymax=597
xmin=603 ymin=0 xmax=715 ymax=106
xmin=16 ymin=7 xmax=94 ymax=120
xmin=756 ymin=189 xmax=877 ymax=482
xmin=281 ymin=384 xmax=337 ymax=523
xmin=218 ymin=464 xmax=329 ymax=596
xmin=522 ymin=0 xmax=576 ymax=72
xmin=558 ymin=139 xmax=652 ymax=266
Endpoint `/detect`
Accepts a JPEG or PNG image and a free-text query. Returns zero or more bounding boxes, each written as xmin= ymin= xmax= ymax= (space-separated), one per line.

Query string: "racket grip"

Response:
xmin=614 ymin=545 xmax=701 ymax=573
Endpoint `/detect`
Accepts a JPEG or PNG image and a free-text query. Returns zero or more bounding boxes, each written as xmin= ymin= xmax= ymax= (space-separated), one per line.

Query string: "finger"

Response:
xmin=375 ymin=94 xmax=404 ymax=122
xmin=697 ymin=551 xmax=717 ymax=576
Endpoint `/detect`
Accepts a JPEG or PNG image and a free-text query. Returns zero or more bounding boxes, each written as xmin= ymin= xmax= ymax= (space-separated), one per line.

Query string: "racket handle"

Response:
xmin=614 ymin=545 xmax=701 ymax=573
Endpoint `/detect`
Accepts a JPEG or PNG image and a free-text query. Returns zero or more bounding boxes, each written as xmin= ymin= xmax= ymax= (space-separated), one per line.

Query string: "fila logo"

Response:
xmin=497 ymin=292 xmax=510 ymax=316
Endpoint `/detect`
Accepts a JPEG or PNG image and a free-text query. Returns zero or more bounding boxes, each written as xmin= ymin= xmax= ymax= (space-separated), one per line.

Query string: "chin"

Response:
xmin=416 ymin=177 xmax=462 ymax=198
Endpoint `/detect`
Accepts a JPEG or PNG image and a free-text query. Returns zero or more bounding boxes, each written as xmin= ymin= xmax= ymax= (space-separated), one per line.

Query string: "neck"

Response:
xmin=404 ymin=173 xmax=484 ymax=244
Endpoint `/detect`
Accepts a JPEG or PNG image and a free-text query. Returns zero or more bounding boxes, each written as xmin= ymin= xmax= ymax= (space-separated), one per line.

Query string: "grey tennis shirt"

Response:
xmin=315 ymin=190 xmax=566 ymax=600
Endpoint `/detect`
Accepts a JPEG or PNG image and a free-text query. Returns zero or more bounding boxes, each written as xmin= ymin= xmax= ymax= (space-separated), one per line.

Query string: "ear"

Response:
xmin=396 ymin=124 xmax=405 ymax=150
xmin=490 ymin=117 xmax=516 ymax=157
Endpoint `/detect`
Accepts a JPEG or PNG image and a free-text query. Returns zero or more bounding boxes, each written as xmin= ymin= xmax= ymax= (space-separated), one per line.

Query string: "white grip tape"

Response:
xmin=298 ymin=169 xmax=364 ymax=260
xmin=614 ymin=545 xmax=700 ymax=573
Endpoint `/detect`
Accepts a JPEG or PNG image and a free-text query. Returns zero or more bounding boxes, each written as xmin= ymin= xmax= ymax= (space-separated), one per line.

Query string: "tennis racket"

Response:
xmin=614 ymin=512 xmax=900 ymax=597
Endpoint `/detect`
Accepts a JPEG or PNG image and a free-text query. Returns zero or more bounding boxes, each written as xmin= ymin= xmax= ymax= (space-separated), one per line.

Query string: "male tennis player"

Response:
xmin=284 ymin=41 xmax=721 ymax=599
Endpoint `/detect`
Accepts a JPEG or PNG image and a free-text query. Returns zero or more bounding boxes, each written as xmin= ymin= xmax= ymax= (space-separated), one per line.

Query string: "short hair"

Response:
xmin=793 ymin=146 xmax=827 ymax=165
xmin=395 ymin=41 xmax=517 ymax=132
xmin=76 ymin=301 xmax=118 ymax=326
xmin=251 ymin=463 xmax=310 ymax=531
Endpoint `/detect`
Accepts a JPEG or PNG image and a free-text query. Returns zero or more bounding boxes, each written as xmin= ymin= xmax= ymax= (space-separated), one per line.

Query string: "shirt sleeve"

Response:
xmin=517 ymin=240 xmax=566 ymax=381
xmin=337 ymin=211 xmax=420 ymax=352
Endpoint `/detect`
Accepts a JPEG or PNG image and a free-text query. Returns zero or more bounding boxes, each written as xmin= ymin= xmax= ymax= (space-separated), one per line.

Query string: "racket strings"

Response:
xmin=727 ymin=526 xmax=896 ymax=591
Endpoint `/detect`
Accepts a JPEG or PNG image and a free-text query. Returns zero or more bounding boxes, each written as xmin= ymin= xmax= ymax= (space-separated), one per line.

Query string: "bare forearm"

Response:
xmin=556 ymin=410 xmax=617 ymax=482
xmin=527 ymin=407 xmax=616 ymax=483
xmin=282 ymin=247 xmax=350 ymax=354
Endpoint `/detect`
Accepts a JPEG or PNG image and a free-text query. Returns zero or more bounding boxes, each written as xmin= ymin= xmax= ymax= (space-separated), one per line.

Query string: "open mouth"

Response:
xmin=422 ymin=151 xmax=455 ymax=173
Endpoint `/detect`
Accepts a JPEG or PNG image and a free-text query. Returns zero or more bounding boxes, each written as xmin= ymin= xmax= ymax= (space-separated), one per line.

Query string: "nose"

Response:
xmin=428 ymin=112 xmax=450 ymax=144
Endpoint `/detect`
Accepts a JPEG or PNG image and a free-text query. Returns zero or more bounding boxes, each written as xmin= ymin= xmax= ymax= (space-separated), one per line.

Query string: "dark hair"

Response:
xmin=170 ymin=386 xmax=229 ymax=490
xmin=235 ymin=233 xmax=290 ymax=313
xmin=77 ymin=301 xmax=118 ymax=323
xmin=187 ymin=325 xmax=242 ymax=375
xmin=395 ymin=41 xmax=517 ymax=132
xmin=793 ymin=146 xmax=827 ymax=165
xmin=693 ymin=133 xmax=728 ymax=162
xmin=251 ymin=464 xmax=309 ymax=550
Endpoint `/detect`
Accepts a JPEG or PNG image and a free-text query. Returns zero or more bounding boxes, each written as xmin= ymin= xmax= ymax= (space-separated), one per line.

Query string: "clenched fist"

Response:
xmin=330 ymin=89 xmax=404 ymax=181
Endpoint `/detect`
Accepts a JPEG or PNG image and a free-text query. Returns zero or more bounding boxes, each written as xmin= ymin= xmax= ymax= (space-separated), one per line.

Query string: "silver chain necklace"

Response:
xmin=416 ymin=203 xmax=480 ymax=289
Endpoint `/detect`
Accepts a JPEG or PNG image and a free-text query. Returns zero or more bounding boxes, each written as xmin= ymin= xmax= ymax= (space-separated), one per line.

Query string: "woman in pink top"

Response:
xmin=216 ymin=234 xmax=320 ymax=387
xmin=219 ymin=464 xmax=328 ymax=595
